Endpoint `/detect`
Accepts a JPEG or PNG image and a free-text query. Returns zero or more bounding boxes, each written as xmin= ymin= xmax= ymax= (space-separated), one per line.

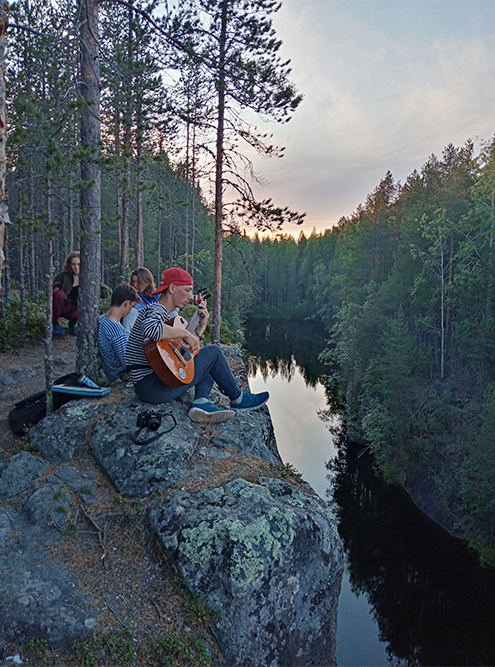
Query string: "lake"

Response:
xmin=244 ymin=318 xmax=495 ymax=667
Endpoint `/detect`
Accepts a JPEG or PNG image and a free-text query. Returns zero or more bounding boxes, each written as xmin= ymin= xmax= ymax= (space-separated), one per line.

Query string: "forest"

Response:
xmin=3 ymin=0 xmax=495 ymax=559
xmin=0 ymin=0 xmax=302 ymax=376
xmin=243 ymin=139 xmax=495 ymax=561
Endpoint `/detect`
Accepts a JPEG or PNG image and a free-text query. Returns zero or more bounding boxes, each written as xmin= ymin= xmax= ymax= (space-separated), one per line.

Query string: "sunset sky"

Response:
xmin=253 ymin=0 xmax=495 ymax=237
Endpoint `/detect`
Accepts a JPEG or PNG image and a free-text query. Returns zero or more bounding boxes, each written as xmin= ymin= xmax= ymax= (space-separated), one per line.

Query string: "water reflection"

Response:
xmin=330 ymin=440 xmax=495 ymax=667
xmin=244 ymin=318 xmax=328 ymax=387
xmin=245 ymin=318 xmax=495 ymax=667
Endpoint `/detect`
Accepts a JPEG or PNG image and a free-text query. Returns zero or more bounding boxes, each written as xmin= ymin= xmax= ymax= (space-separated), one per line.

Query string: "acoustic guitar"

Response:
xmin=144 ymin=296 xmax=208 ymax=388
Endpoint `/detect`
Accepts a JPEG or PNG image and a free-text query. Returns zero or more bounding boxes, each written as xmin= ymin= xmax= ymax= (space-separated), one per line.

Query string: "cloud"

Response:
xmin=250 ymin=0 xmax=495 ymax=234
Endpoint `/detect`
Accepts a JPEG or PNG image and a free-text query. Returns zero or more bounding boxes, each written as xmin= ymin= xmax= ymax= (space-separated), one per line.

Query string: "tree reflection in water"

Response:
xmin=244 ymin=318 xmax=328 ymax=387
xmin=245 ymin=318 xmax=495 ymax=666
xmin=329 ymin=438 xmax=495 ymax=667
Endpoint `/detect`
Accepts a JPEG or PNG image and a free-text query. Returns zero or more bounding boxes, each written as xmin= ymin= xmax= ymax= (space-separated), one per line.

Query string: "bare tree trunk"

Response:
xmin=0 ymin=2 xmax=8 ymax=305
xmin=77 ymin=0 xmax=102 ymax=379
xmin=120 ymin=121 xmax=130 ymax=276
xmin=45 ymin=173 xmax=54 ymax=398
xmin=30 ymin=236 xmax=36 ymax=294
xmin=3 ymin=226 xmax=9 ymax=309
xmin=185 ymin=106 xmax=190 ymax=272
xmin=135 ymin=143 xmax=144 ymax=267
xmin=19 ymin=227 xmax=26 ymax=325
xmin=115 ymin=110 xmax=124 ymax=278
xmin=157 ymin=219 xmax=161 ymax=278
xmin=28 ymin=162 xmax=36 ymax=295
xmin=191 ymin=123 xmax=197 ymax=280
xmin=68 ymin=171 xmax=74 ymax=252
xmin=211 ymin=0 xmax=228 ymax=344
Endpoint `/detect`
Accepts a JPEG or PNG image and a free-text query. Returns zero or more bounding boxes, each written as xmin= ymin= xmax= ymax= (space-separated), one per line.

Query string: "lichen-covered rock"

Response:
xmin=212 ymin=405 xmax=280 ymax=464
xmin=89 ymin=397 xmax=201 ymax=497
xmin=149 ymin=477 xmax=344 ymax=667
xmin=28 ymin=401 xmax=100 ymax=464
xmin=0 ymin=502 xmax=96 ymax=648
xmin=48 ymin=465 xmax=97 ymax=506
xmin=0 ymin=551 xmax=96 ymax=648
xmin=0 ymin=451 xmax=49 ymax=500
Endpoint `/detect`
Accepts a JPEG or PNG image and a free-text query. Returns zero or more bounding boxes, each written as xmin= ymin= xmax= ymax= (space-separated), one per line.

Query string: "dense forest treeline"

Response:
xmin=242 ymin=138 xmax=495 ymax=561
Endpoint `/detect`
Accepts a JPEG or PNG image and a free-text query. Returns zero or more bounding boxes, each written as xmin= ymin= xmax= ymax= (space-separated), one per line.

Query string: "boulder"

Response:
xmin=0 ymin=499 xmax=96 ymax=648
xmin=0 ymin=345 xmax=344 ymax=664
xmin=89 ymin=396 xmax=201 ymax=497
xmin=212 ymin=405 xmax=280 ymax=464
xmin=149 ymin=477 xmax=344 ymax=667
xmin=28 ymin=401 xmax=100 ymax=465
xmin=0 ymin=451 xmax=49 ymax=500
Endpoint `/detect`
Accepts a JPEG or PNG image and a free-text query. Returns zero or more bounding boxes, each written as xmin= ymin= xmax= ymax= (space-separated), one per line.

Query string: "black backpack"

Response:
xmin=8 ymin=373 xmax=81 ymax=436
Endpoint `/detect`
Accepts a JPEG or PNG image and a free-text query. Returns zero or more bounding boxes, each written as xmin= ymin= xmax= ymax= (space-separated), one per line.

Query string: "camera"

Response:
xmin=136 ymin=409 xmax=162 ymax=431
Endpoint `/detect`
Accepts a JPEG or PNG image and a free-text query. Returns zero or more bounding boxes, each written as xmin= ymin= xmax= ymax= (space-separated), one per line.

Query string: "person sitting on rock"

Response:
xmin=122 ymin=266 xmax=160 ymax=334
xmin=53 ymin=251 xmax=110 ymax=336
xmin=125 ymin=267 xmax=269 ymax=424
xmin=99 ymin=283 xmax=140 ymax=382
xmin=53 ymin=251 xmax=80 ymax=336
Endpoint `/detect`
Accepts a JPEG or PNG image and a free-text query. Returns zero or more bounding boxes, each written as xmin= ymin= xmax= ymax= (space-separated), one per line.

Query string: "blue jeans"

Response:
xmin=134 ymin=345 xmax=242 ymax=405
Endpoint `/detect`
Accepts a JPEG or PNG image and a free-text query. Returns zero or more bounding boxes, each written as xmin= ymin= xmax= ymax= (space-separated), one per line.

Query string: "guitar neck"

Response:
xmin=186 ymin=309 xmax=201 ymax=334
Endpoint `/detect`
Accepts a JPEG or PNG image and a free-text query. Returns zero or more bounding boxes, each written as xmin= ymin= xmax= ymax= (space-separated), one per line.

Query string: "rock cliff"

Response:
xmin=0 ymin=346 xmax=344 ymax=667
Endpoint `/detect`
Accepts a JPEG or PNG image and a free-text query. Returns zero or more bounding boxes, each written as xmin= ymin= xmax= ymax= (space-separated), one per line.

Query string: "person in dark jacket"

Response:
xmin=53 ymin=251 xmax=80 ymax=336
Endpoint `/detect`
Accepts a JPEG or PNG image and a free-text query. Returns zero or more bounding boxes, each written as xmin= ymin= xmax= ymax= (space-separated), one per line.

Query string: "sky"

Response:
xmin=250 ymin=0 xmax=495 ymax=237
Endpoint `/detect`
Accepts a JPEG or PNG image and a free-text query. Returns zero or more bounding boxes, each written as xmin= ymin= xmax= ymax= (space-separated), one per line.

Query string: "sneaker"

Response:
xmin=231 ymin=391 xmax=269 ymax=411
xmin=69 ymin=323 xmax=78 ymax=336
xmin=53 ymin=323 xmax=65 ymax=336
xmin=188 ymin=401 xmax=235 ymax=424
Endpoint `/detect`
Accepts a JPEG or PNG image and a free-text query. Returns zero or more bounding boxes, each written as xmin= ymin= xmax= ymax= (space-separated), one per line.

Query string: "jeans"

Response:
xmin=134 ymin=344 xmax=242 ymax=405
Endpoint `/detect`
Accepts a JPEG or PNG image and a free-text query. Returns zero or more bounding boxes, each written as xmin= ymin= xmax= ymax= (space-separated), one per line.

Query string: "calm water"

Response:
xmin=245 ymin=318 xmax=495 ymax=667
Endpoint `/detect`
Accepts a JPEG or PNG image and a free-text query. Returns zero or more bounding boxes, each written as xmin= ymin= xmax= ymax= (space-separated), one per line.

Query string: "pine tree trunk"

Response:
xmin=45 ymin=173 xmax=54 ymax=396
xmin=0 ymin=2 xmax=8 ymax=306
xmin=135 ymin=133 xmax=144 ymax=267
xmin=211 ymin=0 xmax=228 ymax=344
xmin=120 ymin=121 xmax=131 ymax=277
xmin=77 ymin=0 xmax=102 ymax=380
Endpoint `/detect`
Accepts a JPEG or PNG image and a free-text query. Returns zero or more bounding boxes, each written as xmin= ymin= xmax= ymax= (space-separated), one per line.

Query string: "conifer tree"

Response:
xmin=173 ymin=0 xmax=303 ymax=342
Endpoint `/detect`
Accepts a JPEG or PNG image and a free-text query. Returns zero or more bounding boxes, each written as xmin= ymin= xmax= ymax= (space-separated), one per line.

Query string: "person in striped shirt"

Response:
xmin=99 ymin=284 xmax=140 ymax=382
xmin=125 ymin=267 xmax=269 ymax=425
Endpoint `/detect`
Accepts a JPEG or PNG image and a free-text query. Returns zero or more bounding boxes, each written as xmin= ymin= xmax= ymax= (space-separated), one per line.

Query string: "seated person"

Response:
xmin=99 ymin=284 xmax=140 ymax=382
xmin=125 ymin=267 xmax=269 ymax=424
xmin=53 ymin=251 xmax=110 ymax=336
xmin=53 ymin=251 xmax=80 ymax=336
xmin=122 ymin=267 xmax=160 ymax=333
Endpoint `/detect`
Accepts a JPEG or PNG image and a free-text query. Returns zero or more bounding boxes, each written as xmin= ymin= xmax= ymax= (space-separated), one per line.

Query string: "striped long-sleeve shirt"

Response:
xmin=124 ymin=302 xmax=179 ymax=384
xmin=98 ymin=315 xmax=128 ymax=381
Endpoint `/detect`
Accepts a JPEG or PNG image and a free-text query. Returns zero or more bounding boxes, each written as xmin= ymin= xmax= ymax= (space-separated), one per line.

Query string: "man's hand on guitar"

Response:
xmin=183 ymin=330 xmax=200 ymax=353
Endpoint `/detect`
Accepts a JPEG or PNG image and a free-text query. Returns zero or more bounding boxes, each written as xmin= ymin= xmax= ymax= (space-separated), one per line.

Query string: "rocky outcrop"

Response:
xmin=150 ymin=477 xmax=344 ymax=667
xmin=0 ymin=346 xmax=344 ymax=666
xmin=0 ymin=454 xmax=97 ymax=648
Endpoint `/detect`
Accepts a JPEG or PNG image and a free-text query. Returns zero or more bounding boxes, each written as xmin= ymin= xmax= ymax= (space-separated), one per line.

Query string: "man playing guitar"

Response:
xmin=125 ymin=267 xmax=269 ymax=424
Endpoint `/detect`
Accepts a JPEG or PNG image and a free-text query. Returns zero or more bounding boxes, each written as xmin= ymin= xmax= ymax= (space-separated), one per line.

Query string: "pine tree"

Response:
xmin=172 ymin=0 xmax=303 ymax=342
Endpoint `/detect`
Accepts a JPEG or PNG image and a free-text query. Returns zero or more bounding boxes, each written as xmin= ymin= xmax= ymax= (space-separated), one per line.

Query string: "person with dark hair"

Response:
xmin=122 ymin=267 xmax=160 ymax=333
xmin=53 ymin=251 xmax=110 ymax=336
xmin=53 ymin=251 xmax=80 ymax=336
xmin=99 ymin=284 xmax=140 ymax=382
xmin=125 ymin=267 xmax=269 ymax=424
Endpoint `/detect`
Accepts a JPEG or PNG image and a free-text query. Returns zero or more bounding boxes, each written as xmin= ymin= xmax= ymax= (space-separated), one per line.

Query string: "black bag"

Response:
xmin=8 ymin=373 xmax=81 ymax=436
